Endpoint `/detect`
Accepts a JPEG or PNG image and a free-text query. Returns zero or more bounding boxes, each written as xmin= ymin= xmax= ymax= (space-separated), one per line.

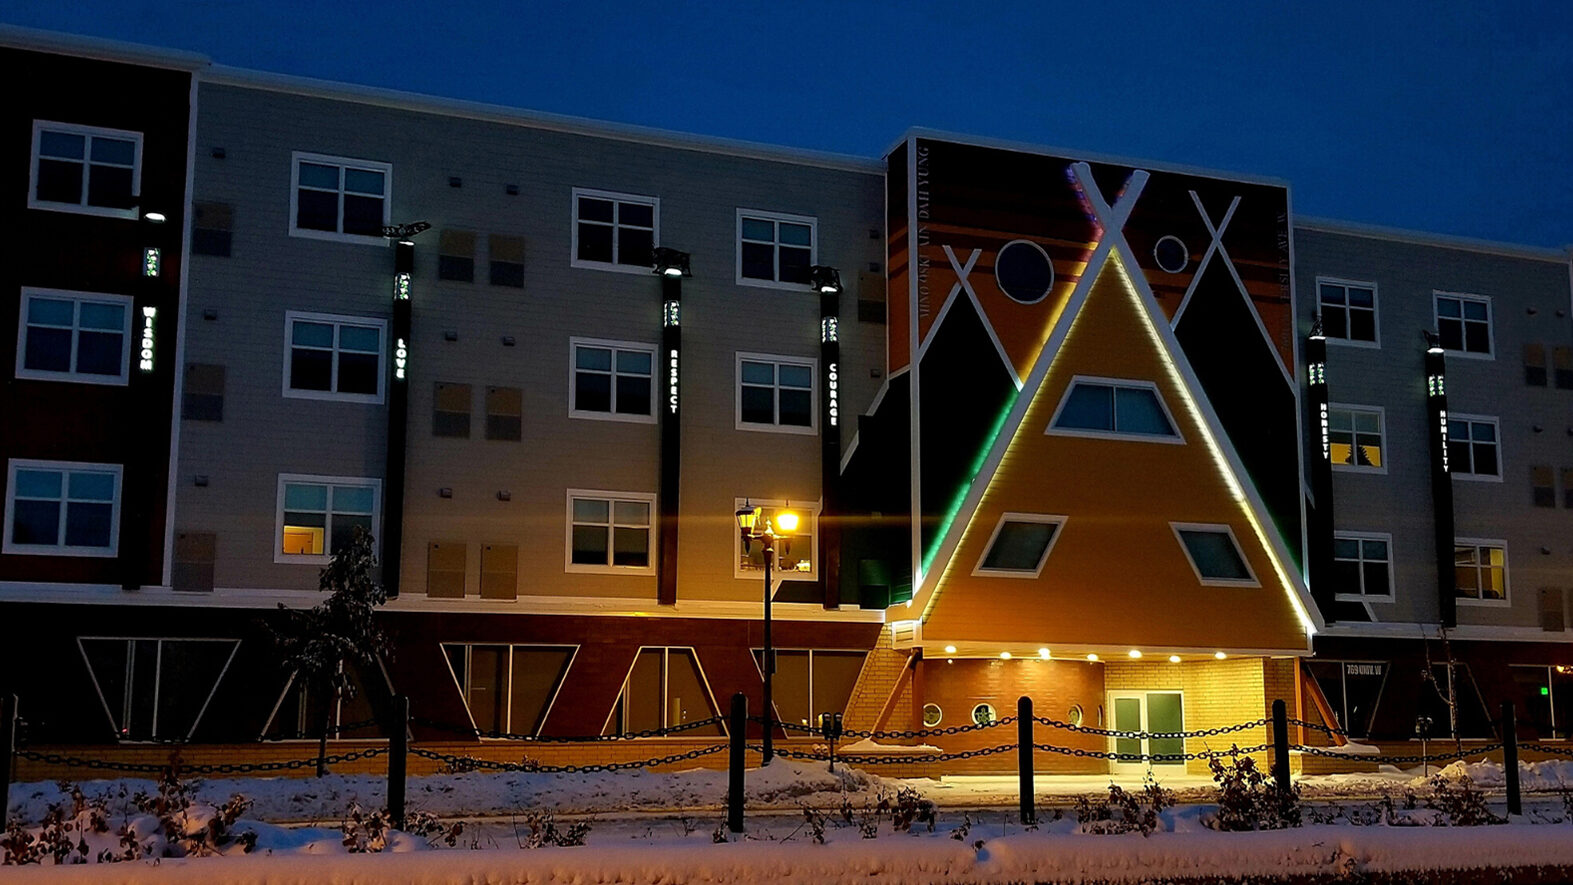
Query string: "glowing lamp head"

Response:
xmin=735 ymin=502 xmax=760 ymax=534
xmin=1128 ymin=649 xmax=1142 ymax=659
xmin=142 ymin=211 xmax=167 ymax=224
xmin=809 ymin=265 xmax=842 ymax=295
xmin=1168 ymin=655 xmax=1182 ymax=664
xmin=652 ymin=247 xmax=691 ymax=278
xmin=944 ymin=645 xmax=957 ymax=655
xmin=1038 ymin=648 xmax=1051 ymax=660
xmin=1214 ymin=651 xmax=1228 ymax=660
xmin=774 ymin=510 xmax=800 ymax=534
xmin=1086 ymin=653 xmax=1099 ymax=662
xmin=999 ymin=651 xmax=1012 ymax=660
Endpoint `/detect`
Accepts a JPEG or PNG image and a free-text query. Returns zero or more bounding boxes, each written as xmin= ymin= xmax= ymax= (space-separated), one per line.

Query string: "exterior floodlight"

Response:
xmin=1309 ymin=314 xmax=1325 ymax=341
xmin=652 ymin=247 xmax=691 ymax=277
xmin=809 ymin=265 xmax=842 ymax=295
xmin=1038 ymin=648 xmax=1051 ymax=659
xmin=1128 ymin=649 xmax=1142 ymax=659
xmin=944 ymin=645 xmax=957 ymax=654
xmin=1214 ymin=651 xmax=1228 ymax=660
xmin=999 ymin=651 xmax=1011 ymax=660
xmin=1169 ymin=655 xmax=1182 ymax=663
xmin=1086 ymin=653 xmax=1099 ymax=662
xmin=1423 ymin=330 xmax=1444 ymax=355
xmin=143 ymin=211 xmax=167 ymax=224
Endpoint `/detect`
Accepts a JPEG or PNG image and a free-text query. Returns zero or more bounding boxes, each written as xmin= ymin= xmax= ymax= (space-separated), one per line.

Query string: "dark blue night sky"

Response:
xmin=7 ymin=1 xmax=1571 ymax=248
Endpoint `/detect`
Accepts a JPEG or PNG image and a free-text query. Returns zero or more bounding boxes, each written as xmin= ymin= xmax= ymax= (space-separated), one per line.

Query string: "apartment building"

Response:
xmin=3 ymin=26 xmax=1571 ymax=772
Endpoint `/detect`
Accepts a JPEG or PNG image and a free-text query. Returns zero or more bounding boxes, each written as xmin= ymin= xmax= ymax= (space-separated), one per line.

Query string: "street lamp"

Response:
xmin=737 ymin=500 xmax=798 ymax=764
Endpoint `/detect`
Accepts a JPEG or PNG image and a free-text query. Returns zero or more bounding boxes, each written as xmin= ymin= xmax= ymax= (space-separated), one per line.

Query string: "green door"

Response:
xmin=1108 ymin=691 xmax=1185 ymax=773
xmin=1146 ymin=692 xmax=1185 ymax=764
xmin=1113 ymin=697 xmax=1143 ymax=760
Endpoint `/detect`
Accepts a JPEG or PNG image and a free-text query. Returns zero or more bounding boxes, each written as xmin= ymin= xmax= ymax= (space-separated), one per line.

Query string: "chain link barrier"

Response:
xmin=1034 ymin=716 xmax=1269 ymax=741
xmin=1521 ymin=742 xmax=1573 ymax=759
xmin=15 ymin=746 xmax=388 ymax=776
xmin=1033 ymin=742 xmax=1275 ymax=763
xmin=411 ymin=715 xmax=726 ymax=743
xmin=771 ymin=744 xmax=1016 ymax=765
xmin=758 ymin=714 xmax=1018 ymax=741
xmin=407 ymin=743 xmax=724 ymax=774
xmin=1293 ymin=742 xmax=1504 ymax=766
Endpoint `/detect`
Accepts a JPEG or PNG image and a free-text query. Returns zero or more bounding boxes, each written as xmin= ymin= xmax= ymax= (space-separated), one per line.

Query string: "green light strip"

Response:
xmin=919 ymin=388 xmax=1021 ymax=579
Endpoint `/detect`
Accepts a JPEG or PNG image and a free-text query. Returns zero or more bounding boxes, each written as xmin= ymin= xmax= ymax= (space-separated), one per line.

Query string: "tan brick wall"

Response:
xmin=1104 ymin=657 xmax=1271 ymax=775
xmin=842 ymin=624 xmax=912 ymax=732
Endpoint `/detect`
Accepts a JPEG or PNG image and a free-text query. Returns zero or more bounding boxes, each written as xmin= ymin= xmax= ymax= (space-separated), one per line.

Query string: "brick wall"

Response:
xmin=1105 ymin=657 xmax=1271 ymax=775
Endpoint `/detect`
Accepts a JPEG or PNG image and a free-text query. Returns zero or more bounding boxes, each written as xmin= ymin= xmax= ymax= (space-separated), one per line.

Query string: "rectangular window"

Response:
xmin=1532 ymin=465 xmax=1556 ymax=508
xmin=1316 ymin=279 xmax=1378 ymax=344
xmin=443 ymin=644 xmax=575 ymax=737
xmin=1454 ymin=539 xmax=1507 ymax=604
xmin=1171 ymin=523 xmax=1258 ymax=586
xmin=1305 ymin=660 xmax=1388 ymax=739
xmin=572 ymin=188 xmax=657 ymax=271
xmin=480 ymin=543 xmax=518 ymax=599
xmin=275 ymin=474 xmax=380 ymax=564
xmin=191 ymin=201 xmax=233 ymax=257
xmin=736 ymin=353 xmax=817 ymax=433
xmin=437 ymin=229 xmax=476 ymax=282
xmin=734 ymin=498 xmax=819 ymax=580
xmin=1327 ymin=405 xmax=1384 ymax=472
xmin=750 ymin=649 xmax=866 ymax=728
xmin=283 ymin=311 xmax=387 ymax=404
xmin=16 ymin=289 xmax=133 ymax=385
xmin=1556 ymin=347 xmax=1573 ymax=390
xmin=489 ymin=234 xmax=525 ymax=287
xmin=1332 ymin=533 xmax=1392 ymax=598
xmin=78 ymin=638 xmax=238 ymax=741
xmin=485 ymin=386 xmax=523 ymax=441
xmin=974 ymin=512 xmax=1065 ymax=577
xmin=1434 ymin=292 xmax=1493 ymax=356
xmin=1524 ymin=343 xmax=1548 ymax=386
xmin=30 ymin=121 xmax=142 ymax=218
xmin=603 ymin=647 xmax=724 ymax=736
xmin=737 ymin=210 xmax=816 ymax=287
xmin=1447 ymin=415 xmax=1499 ymax=480
xmin=433 ymin=382 xmax=472 ymax=438
xmin=182 ymin=363 xmax=226 ymax=421
xmin=289 ymin=152 xmax=390 ymax=243
xmin=566 ymin=490 xmax=655 ymax=573
xmin=426 ymin=541 xmax=467 ymax=598
xmin=1048 ymin=377 xmax=1181 ymax=441
xmin=4 ymin=459 xmax=122 ymax=557
xmin=1508 ymin=665 xmax=1573 ymax=741
xmin=569 ymin=338 xmax=654 ymax=422
xmin=263 ymin=663 xmax=376 ymax=741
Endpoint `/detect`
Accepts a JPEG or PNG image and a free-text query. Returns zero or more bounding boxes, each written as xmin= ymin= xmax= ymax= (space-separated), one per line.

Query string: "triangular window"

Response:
xmin=603 ymin=647 xmax=724 ymax=737
xmin=1172 ymin=523 xmax=1258 ymax=586
xmin=78 ymin=637 xmax=239 ymax=741
xmin=442 ymin=643 xmax=576 ymax=736
xmin=1048 ymin=377 xmax=1180 ymax=441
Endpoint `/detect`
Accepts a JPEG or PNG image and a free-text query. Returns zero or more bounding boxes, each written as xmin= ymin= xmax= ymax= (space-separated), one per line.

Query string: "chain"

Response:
xmin=1293 ymin=742 xmax=1503 ymax=766
xmin=1033 ymin=742 xmax=1273 ymax=762
xmin=1521 ymin=742 xmax=1573 ymax=758
xmin=15 ymin=747 xmax=388 ymax=776
xmin=408 ymin=744 xmax=724 ymax=773
xmin=1286 ymin=718 xmax=1348 ymax=738
xmin=1033 ymin=716 xmax=1268 ymax=741
xmin=411 ymin=716 xmax=726 ymax=742
xmin=771 ymin=744 xmax=1017 ymax=765
xmin=809 ymin=717 xmax=1017 ymax=741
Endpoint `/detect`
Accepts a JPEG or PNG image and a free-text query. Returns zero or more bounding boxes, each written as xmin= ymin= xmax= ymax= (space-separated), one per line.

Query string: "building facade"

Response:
xmin=3 ymin=26 xmax=1571 ymax=773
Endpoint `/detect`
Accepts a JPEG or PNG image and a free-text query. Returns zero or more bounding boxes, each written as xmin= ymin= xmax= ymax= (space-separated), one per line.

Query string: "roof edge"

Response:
xmin=1297 ymin=215 xmax=1569 ymax=263
xmin=0 ymin=24 xmax=208 ymax=71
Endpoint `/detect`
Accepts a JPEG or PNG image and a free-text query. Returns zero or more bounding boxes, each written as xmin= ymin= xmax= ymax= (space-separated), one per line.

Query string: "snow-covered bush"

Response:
xmin=1075 ymin=778 xmax=1174 ymax=836
xmin=1205 ymin=747 xmax=1300 ymax=831
xmin=1426 ymin=773 xmax=1501 ymax=826
xmin=516 ymin=811 xmax=589 ymax=848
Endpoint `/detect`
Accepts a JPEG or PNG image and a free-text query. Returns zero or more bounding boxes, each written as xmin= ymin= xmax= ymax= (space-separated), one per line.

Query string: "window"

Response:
xmin=191 ymin=202 xmax=233 ymax=256
xmin=572 ymin=188 xmax=657 ymax=271
xmin=275 ymin=475 xmax=380 ymax=564
xmin=437 ymin=230 xmax=476 ymax=282
xmin=182 ymin=363 xmax=225 ymax=421
xmin=569 ymin=338 xmax=655 ymax=422
xmin=1316 ymin=279 xmax=1378 ymax=344
xmin=1417 ymin=663 xmax=1495 ymax=739
xmin=1047 ymin=377 xmax=1180 ymax=441
xmin=289 ymin=152 xmax=390 ymax=243
xmin=485 ymin=386 xmax=523 ymax=441
xmin=78 ymin=638 xmax=238 ymax=741
xmin=566 ymin=490 xmax=654 ymax=573
xmin=603 ymin=647 xmax=723 ymax=736
xmin=1447 ymin=415 xmax=1499 ymax=480
xmin=16 ymin=289 xmax=133 ymax=384
xmin=1556 ymin=347 xmax=1573 ymax=389
xmin=734 ymin=499 xmax=818 ymax=580
xmin=443 ymin=644 xmax=575 ymax=737
xmin=1454 ymin=540 xmax=1507 ymax=604
xmin=972 ymin=704 xmax=997 ymax=725
xmin=737 ymin=210 xmax=816 ymax=287
xmin=489 ymin=234 xmax=525 ymax=287
xmin=974 ymin=513 xmax=1064 ymax=577
xmin=29 ymin=121 xmax=141 ymax=218
xmin=1332 ymin=533 xmax=1392 ymax=598
xmin=284 ymin=312 xmax=387 ymax=403
xmin=426 ymin=541 xmax=466 ymax=598
xmin=262 ymin=663 xmax=376 ymax=740
xmin=4 ymin=460 xmax=122 ymax=556
xmin=736 ymin=353 xmax=816 ymax=433
xmin=1172 ymin=523 xmax=1257 ymax=586
xmin=1508 ymin=665 xmax=1573 ymax=741
xmin=1434 ymin=292 xmax=1492 ymax=356
xmin=1532 ymin=466 xmax=1556 ymax=508
xmin=433 ymin=382 xmax=472 ymax=438
xmin=1305 ymin=660 xmax=1388 ymax=739
xmin=750 ymin=649 xmax=865 ymax=727
xmin=1525 ymin=343 xmax=1548 ymax=386
xmin=1327 ymin=405 xmax=1384 ymax=472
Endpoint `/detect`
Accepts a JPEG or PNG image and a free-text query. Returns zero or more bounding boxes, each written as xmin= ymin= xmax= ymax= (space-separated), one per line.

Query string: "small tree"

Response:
xmin=270 ymin=527 xmax=391 ymax=776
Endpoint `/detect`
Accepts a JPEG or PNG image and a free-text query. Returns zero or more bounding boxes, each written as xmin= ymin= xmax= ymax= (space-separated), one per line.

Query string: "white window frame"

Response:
xmin=1170 ymin=522 xmax=1259 ymax=588
xmin=1448 ymin=413 xmax=1503 ymax=483
xmin=570 ymin=187 xmax=660 ymax=274
xmin=735 ymin=208 xmax=818 ymax=290
xmin=440 ymin=642 xmax=580 ymax=738
xmin=28 ymin=120 xmax=143 ymax=219
xmin=77 ymin=636 xmax=240 ymax=742
xmin=567 ymin=337 xmax=658 ymax=424
xmin=564 ymin=489 xmax=657 ymax=575
xmin=600 ymin=645 xmax=725 ymax=738
xmin=4 ymin=459 xmax=123 ymax=557
xmin=282 ymin=310 xmax=388 ymax=405
xmin=1433 ymin=291 xmax=1495 ymax=360
xmin=15 ymin=288 xmax=135 ymax=385
xmin=1045 ymin=375 xmax=1184 ymax=444
xmin=735 ymin=352 xmax=819 ymax=435
xmin=1454 ymin=537 xmax=1510 ymax=607
xmin=732 ymin=497 xmax=821 ymax=582
xmin=288 ymin=151 xmax=392 ymax=246
xmin=273 ymin=474 xmax=383 ymax=565
xmin=1327 ymin=403 xmax=1387 ymax=475
xmin=1332 ymin=531 xmax=1394 ymax=601
xmin=1315 ymin=277 xmax=1380 ymax=348
xmin=972 ymin=512 xmax=1067 ymax=578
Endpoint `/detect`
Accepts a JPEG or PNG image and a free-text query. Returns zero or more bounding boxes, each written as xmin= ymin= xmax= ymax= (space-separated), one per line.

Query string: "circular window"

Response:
xmin=922 ymin=703 xmax=943 ymax=727
xmin=994 ymin=240 xmax=1055 ymax=304
xmin=1068 ymin=705 xmax=1084 ymax=728
xmin=1153 ymin=235 xmax=1189 ymax=274
xmin=971 ymin=703 xmax=997 ymax=726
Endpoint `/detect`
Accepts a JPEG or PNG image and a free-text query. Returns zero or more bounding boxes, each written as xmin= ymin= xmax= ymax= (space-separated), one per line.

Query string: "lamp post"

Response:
xmin=737 ymin=502 xmax=799 ymax=764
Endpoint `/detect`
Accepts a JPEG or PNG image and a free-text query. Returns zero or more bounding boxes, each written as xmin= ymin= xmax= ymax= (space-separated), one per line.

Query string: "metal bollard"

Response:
xmin=1 ymin=695 xmax=16 ymax=833
xmin=1271 ymin=699 xmax=1291 ymax=794
xmin=388 ymin=694 xmax=409 ymax=831
xmin=1502 ymin=701 xmax=1521 ymax=817
xmin=728 ymin=693 xmax=747 ymax=834
xmin=1018 ymin=696 xmax=1035 ymax=825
